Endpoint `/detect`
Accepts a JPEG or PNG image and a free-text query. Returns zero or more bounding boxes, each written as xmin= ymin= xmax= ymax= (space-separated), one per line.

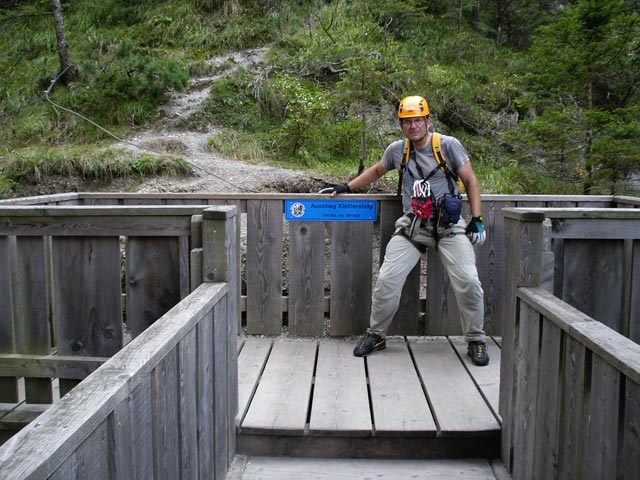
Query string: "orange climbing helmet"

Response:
xmin=397 ymin=95 xmax=430 ymax=118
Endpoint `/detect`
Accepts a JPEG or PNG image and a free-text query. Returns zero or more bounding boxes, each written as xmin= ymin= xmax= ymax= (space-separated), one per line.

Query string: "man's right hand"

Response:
xmin=318 ymin=184 xmax=351 ymax=195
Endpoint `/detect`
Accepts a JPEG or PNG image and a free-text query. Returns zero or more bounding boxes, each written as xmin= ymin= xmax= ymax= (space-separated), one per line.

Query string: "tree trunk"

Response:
xmin=51 ymin=0 xmax=75 ymax=83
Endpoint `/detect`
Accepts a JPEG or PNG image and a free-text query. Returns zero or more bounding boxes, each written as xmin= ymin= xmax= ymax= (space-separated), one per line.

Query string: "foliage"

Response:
xmin=1 ymin=0 xmax=639 ymax=196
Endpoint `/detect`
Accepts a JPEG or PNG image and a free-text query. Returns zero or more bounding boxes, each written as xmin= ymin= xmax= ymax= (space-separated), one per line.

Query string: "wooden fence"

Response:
xmin=0 ymin=206 xmax=238 ymax=479
xmin=3 ymin=192 xmax=637 ymax=340
xmin=500 ymin=207 xmax=640 ymax=478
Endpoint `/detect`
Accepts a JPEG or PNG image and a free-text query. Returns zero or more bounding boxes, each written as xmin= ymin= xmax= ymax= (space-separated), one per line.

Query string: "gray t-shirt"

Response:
xmin=381 ymin=134 xmax=469 ymax=214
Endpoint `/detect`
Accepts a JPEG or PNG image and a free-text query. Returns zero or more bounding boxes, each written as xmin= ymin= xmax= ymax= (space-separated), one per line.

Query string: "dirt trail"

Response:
xmin=118 ymin=46 xmax=311 ymax=194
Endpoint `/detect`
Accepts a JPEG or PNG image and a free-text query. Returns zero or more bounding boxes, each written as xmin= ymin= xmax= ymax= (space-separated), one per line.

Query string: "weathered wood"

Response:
xmin=237 ymin=338 xmax=272 ymax=424
xmin=213 ymin=300 xmax=229 ymax=479
xmin=52 ymin=236 xmax=122 ymax=357
xmin=241 ymin=340 xmax=316 ymax=434
xmin=329 ymin=221 xmax=373 ymax=335
xmin=0 ymin=282 xmax=230 ymax=480
xmin=561 ymin=239 xmax=624 ymax=332
xmin=557 ymin=336 xmax=587 ymax=480
xmin=309 ymin=340 xmax=371 ymax=435
xmin=630 ymin=240 xmax=640 ymax=343
xmin=499 ymin=210 xmax=545 ymax=471
xmin=245 ymin=199 xmax=283 ymax=334
xmin=50 ymin=421 xmax=110 ymax=479
xmin=152 ymin=350 xmax=180 ymax=479
xmin=226 ymin=456 xmax=498 ymax=479
xmin=449 ymin=337 xmax=500 ymax=418
xmin=586 ymin=355 xmax=619 ymax=479
xmin=367 ymin=339 xmax=435 ymax=434
xmin=621 ymin=380 xmax=640 ymax=478
xmin=126 ymin=236 xmax=182 ymax=338
xmin=179 ymin=327 xmax=198 ymax=479
xmin=532 ymin=320 xmax=561 ymax=479
xmin=0 ymin=354 xmax=106 ymax=379
xmin=0 ymin=236 xmax=18 ymax=403
xmin=111 ymin=379 xmax=154 ymax=480
xmin=196 ymin=310 xmax=214 ymax=480
xmin=511 ymin=301 xmax=540 ymax=480
xmin=288 ymin=221 xmax=325 ymax=335
xmin=410 ymin=338 xmax=499 ymax=433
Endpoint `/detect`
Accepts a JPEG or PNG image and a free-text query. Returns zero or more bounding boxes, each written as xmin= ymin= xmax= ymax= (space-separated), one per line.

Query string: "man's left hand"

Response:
xmin=466 ymin=216 xmax=486 ymax=245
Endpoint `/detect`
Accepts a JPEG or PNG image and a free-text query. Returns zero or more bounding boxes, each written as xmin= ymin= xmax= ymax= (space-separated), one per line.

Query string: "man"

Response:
xmin=320 ymin=95 xmax=489 ymax=366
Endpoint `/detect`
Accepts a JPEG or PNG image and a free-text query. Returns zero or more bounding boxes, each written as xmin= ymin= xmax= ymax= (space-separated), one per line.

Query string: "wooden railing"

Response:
xmin=0 ymin=206 xmax=239 ymax=479
xmin=500 ymin=207 xmax=640 ymax=478
xmin=3 ymin=193 xmax=637 ymax=340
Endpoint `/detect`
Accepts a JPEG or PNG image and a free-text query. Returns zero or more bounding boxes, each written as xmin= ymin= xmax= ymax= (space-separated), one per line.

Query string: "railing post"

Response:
xmin=201 ymin=206 xmax=238 ymax=468
xmin=499 ymin=209 xmax=545 ymax=472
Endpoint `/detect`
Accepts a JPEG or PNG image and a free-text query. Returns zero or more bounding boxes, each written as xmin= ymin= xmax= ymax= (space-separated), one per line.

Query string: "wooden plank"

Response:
xmin=410 ymin=338 xmax=499 ymax=433
xmin=288 ymin=221 xmax=325 ymax=335
xmin=309 ymin=340 xmax=371 ymax=435
xmin=152 ymin=349 xmax=180 ymax=480
xmin=14 ymin=236 xmax=51 ymax=404
xmin=213 ymin=300 xmax=229 ymax=480
xmin=179 ymin=327 xmax=198 ymax=479
xmin=426 ymin=248 xmax=460 ymax=335
xmin=630 ymin=240 xmax=640 ymax=343
xmin=561 ymin=239 xmax=625 ymax=333
xmin=0 ymin=236 xmax=18 ymax=403
xmin=511 ymin=301 xmax=540 ymax=480
xmin=111 ymin=379 xmax=154 ymax=480
xmin=196 ymin=311 xmax=214 ymax=480
xmin=237 ymin=338 xmax=272 ymax=423
xmin=51 ymin=236 xmax=122 ymax=357
xmin=329 ymin=222 xmax=373 ymax=335
xmin=226 ymin=456 xmax=497 ymax=480
xmin=449 ymin=337 xmax=500 ymax=418
xmin=586 ymin=354 xmax=620 ymax=479
xmin=126 ymin=236 xmax=182 ymax=338
xmin=50 ymin=421 xmax=110 ymax=480
xmin=246 ymin=199 xmax=283 ymax=335
xmin=557 ymin=335 xmax=587 ymax=480
xmin=241 ymin=340 xmax=316 ymax=434
xmin=621 ymin=380 xmax=640 ymax=478
xmin=367 ymin=339 xmax=436 ymax=434
xmin=0 ymin=354 xmax=107 ymax=379
xmin=533 ymin=320 xmax=561 ymax=480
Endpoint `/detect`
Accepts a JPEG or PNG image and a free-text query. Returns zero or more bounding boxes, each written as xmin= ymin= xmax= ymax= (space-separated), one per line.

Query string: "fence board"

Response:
xmin=179 ymin=328 xmax=198 ymax=479
xmin=126 ymin=236 xmax=182 ymax=338
xmin=329 ymin=222 xmax=373 ymax=335
xmin=558 ymin=336 xmax=587 ymax=479
xmin=213 ymin=300 xmax=229 ymax=480
xmin=246 ymin=200 xmax=283 ymax=334
xmin=561 ymin=239 xmax=625 ymax=333
xmin=586 ymin=355 xmax=619 ymax=479
xmin=288 ymin=222 xmax=325 ymax=335
xmin=152 ymin=349 xmax=180 ymax=480
xmin=50 ymin=421 xmax=110 ymax=479
xmin=631 ymin=240 xmax=640 ymax=343
xmin=196 ymin=311 xmax=214 ymax=480
xmin=52 ymin=236 xmax=122 ymax=356
xmin=622 ymin=380 xmax=640 ymax=478
xmin=0 ymin=236 xmax=17 ymax=402
xmin=512 ymin=302 xmax=540 ymax=480
xmin=14 ymin=236 xmax=51 ymax=403
xmin=533 ymin=321 xmax=561 ymax=479
xmin=111 ymin=379 xmax=154 ymax=480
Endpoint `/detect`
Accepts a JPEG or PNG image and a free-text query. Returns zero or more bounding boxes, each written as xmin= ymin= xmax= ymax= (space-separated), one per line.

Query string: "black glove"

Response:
xmin=318 ymin=184 xmax=351 ymax=194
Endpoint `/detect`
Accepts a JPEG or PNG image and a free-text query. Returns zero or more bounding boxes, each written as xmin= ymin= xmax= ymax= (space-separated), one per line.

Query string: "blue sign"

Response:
xmin=285 ymin=199 xmax=377 ymax=222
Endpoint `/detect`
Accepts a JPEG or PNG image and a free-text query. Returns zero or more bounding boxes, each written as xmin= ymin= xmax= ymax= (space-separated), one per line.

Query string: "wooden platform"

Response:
xmin=236 ymin=336 xmax=501 ymax=459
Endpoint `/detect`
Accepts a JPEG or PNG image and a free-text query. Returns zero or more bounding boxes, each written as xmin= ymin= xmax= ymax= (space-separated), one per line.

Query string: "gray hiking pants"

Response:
xmin=368 ymin=216 xmax=486 ymax=342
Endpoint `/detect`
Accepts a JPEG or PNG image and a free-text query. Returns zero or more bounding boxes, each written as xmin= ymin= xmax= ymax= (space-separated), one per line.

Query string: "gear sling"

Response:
xmin=395 ymin=133 xmax=463 ymax=249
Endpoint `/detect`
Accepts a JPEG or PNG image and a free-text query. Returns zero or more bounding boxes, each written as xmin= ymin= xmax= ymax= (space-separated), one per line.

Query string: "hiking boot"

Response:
xmin=353 ymin=333 xmax=386 ymax=357
xmin=467 ymin=341 xmax=490 ymax=366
